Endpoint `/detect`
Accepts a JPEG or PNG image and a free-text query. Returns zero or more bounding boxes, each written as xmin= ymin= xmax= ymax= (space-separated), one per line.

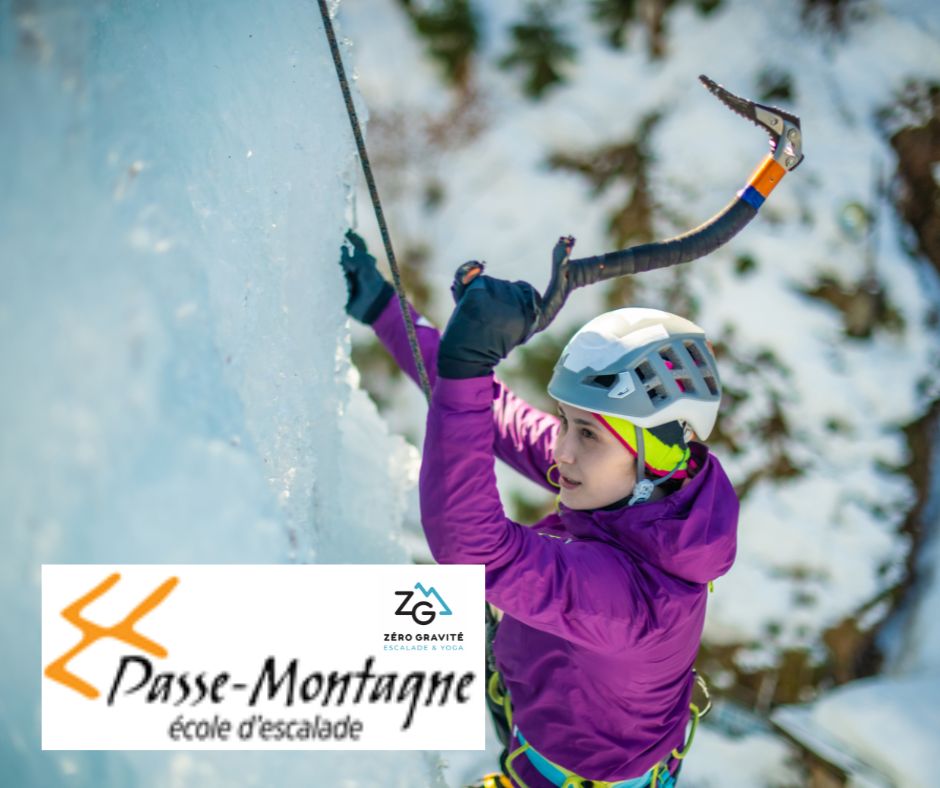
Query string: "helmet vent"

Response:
xmin=659 ymin=346 xmax=694 ymax=392
xmin=684 ymin=341 xmax=720 ymax=395
xmin=635 ymin=360 xmax=669 ymax=405
xmin=648 ymin=384 xmax=669 ymax=405
xmin=636 ymin=361 xmax=654 ymax=383
xmin=586 ymin=374 xmax=617 ymax=389
xmin=686 ymin=342 xmax=705 ymax=367
xmin=659 ymin=346 xmax=681 ymax=368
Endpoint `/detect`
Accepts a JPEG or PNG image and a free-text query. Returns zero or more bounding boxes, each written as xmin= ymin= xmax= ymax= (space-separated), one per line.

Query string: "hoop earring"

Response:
xmin=546 ymin=463 xmax=561 ymax=489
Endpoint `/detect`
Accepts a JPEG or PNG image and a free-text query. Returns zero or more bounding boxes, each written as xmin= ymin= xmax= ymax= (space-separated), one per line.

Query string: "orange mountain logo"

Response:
xmin=44 ymin=573 xmax=179 ymax=699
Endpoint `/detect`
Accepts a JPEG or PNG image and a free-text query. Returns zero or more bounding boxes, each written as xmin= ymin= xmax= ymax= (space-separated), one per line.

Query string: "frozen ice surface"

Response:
xmin=1 ymin=1 xmax=427 ymax=785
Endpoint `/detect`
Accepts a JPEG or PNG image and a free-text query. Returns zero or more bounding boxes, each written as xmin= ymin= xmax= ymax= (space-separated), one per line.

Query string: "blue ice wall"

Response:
xmin=0 ymin=2 xmax=423 ymax=784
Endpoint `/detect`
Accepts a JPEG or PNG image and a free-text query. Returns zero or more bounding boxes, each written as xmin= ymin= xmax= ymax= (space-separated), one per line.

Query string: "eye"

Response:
xmin=579 ymin=427 xmax=596 ymax=440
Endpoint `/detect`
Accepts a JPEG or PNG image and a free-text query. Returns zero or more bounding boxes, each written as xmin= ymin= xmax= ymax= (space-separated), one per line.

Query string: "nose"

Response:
xmin=554 ymin=425 xmax=575 ymax=465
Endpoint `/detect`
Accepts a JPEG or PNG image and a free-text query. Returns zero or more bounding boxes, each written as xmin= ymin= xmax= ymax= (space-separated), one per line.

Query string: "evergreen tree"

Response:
xmin=590 ymin=0 xmax=720 ymax=57
xmin=756 ymin=67 xmax=794 ymax=103
xmin=589 ymin=0 xmax=639 ymax=49
xmin=397 ymin=0 xmax=480 ymax=87
xmin=547 ymin=114 xmax=660 ymax=248
xmin=498 ymin=2 xmax=577 ymax=100
xmin=801 ymin=0 xmax=866 ymax=33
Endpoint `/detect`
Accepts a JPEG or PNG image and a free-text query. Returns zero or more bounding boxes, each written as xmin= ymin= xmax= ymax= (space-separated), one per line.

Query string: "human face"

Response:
xmin=553 ymin=402 xmax=637 ymax=510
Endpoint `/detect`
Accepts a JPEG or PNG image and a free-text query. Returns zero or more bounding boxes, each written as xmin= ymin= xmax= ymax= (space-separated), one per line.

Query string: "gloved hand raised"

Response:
xmin=339 ymin=230 xmax=394 ymax=324
xmin=438 ymin=262 xmax=542 ymax=379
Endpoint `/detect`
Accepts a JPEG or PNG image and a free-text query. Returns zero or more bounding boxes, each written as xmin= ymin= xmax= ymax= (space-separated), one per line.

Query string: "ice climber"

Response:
xmin=340 ymin=230 xmax=739 ymax=788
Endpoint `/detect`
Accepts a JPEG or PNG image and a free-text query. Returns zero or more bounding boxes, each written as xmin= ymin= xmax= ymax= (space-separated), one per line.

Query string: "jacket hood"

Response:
xmin=557 ymin=443 xmax=738 ymax=584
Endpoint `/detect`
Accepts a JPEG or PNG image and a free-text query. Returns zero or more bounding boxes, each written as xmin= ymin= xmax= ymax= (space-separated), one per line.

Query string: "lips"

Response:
xmin=559 ymin=474 xmax=581 ymax=490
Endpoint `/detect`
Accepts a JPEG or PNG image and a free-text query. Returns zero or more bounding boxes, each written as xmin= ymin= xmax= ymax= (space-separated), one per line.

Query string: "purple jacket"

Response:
xmin=373 ymin=300 xmax=739 ymax=782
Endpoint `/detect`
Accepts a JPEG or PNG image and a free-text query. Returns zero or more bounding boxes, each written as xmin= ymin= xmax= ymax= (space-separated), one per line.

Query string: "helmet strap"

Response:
xmin=634 ymin=424 xmax=647 ymax=484
xmin=627 ymin=425 xmax=686 ymax=507
xmin=628 ymin=426 xmax=654 ymax=506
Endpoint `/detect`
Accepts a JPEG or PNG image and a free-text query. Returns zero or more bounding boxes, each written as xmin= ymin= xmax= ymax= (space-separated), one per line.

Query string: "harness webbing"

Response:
xmin=317 ymin=0 xmax=432 ymax=403
xmin=489 ymin=668 xmax=703 ymax=788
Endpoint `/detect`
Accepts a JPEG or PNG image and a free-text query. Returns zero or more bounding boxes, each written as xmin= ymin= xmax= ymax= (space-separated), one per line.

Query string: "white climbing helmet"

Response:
xmin=547 ymin=307 xmax=722 ymax=440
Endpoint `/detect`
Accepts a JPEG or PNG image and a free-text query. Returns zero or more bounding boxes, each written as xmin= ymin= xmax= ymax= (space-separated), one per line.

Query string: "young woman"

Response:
xmin=341 ymin=232 xmax=739 ymax=788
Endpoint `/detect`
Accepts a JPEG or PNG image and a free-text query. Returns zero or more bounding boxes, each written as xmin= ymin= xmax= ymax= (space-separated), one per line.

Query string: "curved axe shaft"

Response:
xmin=532 ymin=74 xmax=804 ymax=333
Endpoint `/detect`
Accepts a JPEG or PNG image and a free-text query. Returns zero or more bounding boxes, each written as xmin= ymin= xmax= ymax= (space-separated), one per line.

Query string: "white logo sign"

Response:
xmin=42 ymin=564 xmax=485 ymax=750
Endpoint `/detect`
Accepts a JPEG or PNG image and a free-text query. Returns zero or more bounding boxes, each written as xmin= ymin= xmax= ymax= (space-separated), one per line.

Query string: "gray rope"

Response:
xmin=317 ymin=0 xmax=433 ymax=403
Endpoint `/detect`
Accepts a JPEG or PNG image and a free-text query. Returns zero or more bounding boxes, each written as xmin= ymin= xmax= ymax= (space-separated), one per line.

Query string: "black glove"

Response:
xmin=339 ymin=230 xmax=394 ymax=324
xmin=438 ymin=263 xmax=542 ymax=379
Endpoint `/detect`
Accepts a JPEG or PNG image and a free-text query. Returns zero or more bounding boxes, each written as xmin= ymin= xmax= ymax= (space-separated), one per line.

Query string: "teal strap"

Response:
xmin=515 ymin=727 xmax=668 ymax=788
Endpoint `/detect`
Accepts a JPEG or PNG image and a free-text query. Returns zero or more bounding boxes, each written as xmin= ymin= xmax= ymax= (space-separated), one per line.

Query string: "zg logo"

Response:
xmin=394 ymin=583 xmax=452 ymax=625
xmin=44 ymin=573 xmax=178 ymax=699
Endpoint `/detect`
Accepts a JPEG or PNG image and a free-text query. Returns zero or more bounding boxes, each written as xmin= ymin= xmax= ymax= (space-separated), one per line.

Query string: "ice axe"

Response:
xmin=455 ymin=75 xmax=804 ymax=334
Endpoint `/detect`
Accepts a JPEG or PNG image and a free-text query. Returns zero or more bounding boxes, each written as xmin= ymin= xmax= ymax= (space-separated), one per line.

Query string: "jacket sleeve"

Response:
xmin=420 ymin=375 xmax=655 ymax=651
xmin=372 ymin=299 xmax=559 ymax=492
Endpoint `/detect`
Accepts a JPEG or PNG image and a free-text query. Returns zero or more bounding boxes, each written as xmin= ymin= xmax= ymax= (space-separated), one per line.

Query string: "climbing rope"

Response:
xmin=316 ymin=0 xmax=433 ymax=403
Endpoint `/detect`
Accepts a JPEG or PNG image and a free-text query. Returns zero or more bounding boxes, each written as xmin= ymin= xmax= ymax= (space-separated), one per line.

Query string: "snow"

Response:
xmin=814 ymin=675 xmax=940 ymax=785
xmin=785 ymin=417 xmax=940 ymax=788
xmin=776 ymin=673 xmax=940 ymax=788
xmin=770 ymin=705 xmax=893 ymax=788
xmin=5 ymin=0 xmax=940 ymax=785
xmin=680 ymin=724 xmax=802 ymax=788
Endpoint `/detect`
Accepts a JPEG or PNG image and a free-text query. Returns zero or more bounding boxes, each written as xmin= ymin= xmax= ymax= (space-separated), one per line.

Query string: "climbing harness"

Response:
xmin=469 ymin=775 xmax=514 ymax=788
xmin=316 ymin=0 xmax=433 ymax=403
xmin=488 ymin=669 xmax=710 ymax=788
xmin=506 ymin=725 xmax=677 ymax=788
xmin=533 ymin=75 xmax=804 ymax=333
